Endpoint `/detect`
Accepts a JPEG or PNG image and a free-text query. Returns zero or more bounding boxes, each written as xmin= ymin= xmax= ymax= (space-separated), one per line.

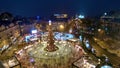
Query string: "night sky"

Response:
xmin=0 ymin=0 xmax=120 ymax=17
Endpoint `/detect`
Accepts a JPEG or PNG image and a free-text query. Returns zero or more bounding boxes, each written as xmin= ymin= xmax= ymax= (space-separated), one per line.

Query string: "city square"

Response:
xmin=0 ymin=0 xmax=120 ymax=68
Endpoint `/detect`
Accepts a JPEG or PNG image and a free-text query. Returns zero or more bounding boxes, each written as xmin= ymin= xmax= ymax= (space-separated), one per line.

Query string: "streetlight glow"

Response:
xmin=98 ymin=29 xmax=101 ymax=32
xmin=59 ymin=24 xmax=64 ymax=29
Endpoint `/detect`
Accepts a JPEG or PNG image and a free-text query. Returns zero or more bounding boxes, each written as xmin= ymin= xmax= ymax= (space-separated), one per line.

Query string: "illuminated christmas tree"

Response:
xmin=44 ymin=20 xmax=58 ymax=52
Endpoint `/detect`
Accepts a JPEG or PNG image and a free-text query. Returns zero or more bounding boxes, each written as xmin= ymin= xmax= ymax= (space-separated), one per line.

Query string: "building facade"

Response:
xmin=101 ymin=11 xmax=120 ymax=40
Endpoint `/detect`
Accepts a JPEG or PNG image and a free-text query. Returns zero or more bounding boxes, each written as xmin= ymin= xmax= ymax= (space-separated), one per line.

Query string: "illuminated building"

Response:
xmin=101 ymin=10 xmax=120 ymax=40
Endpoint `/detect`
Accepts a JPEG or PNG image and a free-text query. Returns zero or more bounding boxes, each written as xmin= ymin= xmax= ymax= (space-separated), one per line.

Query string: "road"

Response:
xmin=89 ymin=37 xmax=120 ymax=67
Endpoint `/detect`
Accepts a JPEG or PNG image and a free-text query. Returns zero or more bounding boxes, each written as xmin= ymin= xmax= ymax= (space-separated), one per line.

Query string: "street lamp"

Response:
xmin=59 ymin=24 xmax=64 ymax=32
xmin=59 ymin=24 xmax=64 ymax=29
xmin=98 ymin=29 xmax=101 ymax=32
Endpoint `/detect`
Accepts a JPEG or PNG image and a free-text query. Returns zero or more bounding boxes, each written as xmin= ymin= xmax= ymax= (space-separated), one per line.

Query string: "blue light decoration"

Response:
xmin=25 ymin=36 xmax=31 ymax=42
xmin=86 ymin=43 xmax=90 ymax=48
xmin=54 ymin=33 xmax=74 ymax=41
xmin=85 ymin=40 xmax=91 ymax=49
xmin=79 ymin=35 xmax=82 ymax=41
xmin=78 ymin=15 xmax=85 ymax=19
xmin=65 ymin=34 xmax=74 ymax=39
xmin=101 ymin=65 xmax=112 ymax=68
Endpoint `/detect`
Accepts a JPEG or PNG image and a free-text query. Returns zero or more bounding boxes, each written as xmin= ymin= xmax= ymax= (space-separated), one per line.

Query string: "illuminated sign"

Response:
xmin=31 ymin=30 xmax=37 ymax=34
